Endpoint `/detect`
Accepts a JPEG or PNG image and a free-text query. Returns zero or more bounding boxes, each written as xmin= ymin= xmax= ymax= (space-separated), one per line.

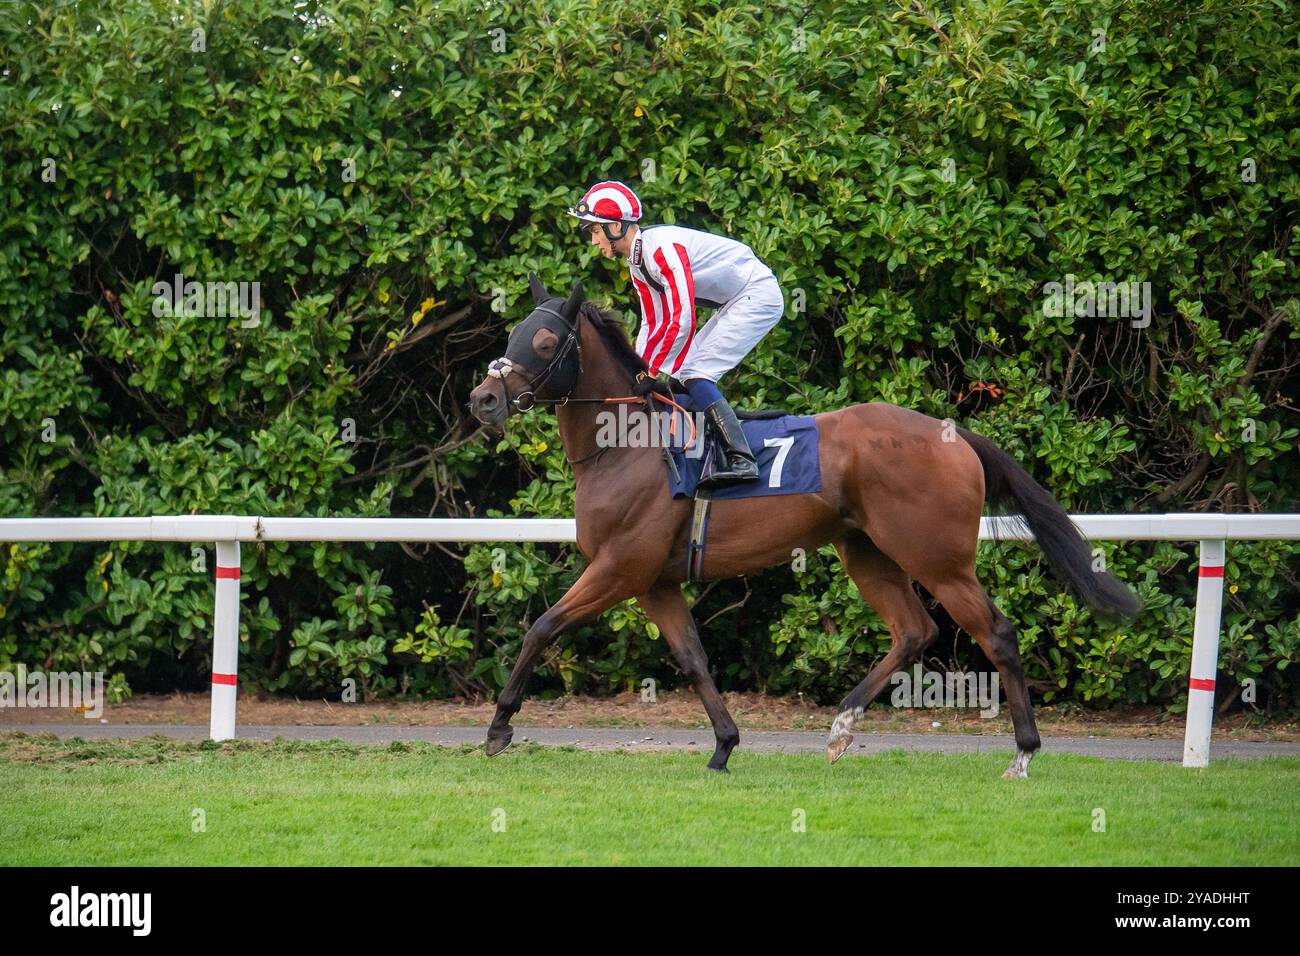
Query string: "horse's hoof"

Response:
xmin=826 ymin=733 xmax=853 ymax=764
xmin=707 ymin=763 xmax=730 ymax=774
xmin=826 ymin=708 xmax=857 ymax=764
xmin=485 ymin=730 xmax=513 ymax=757
xmin=1002 ymin=749 xmax=1033 ymax=779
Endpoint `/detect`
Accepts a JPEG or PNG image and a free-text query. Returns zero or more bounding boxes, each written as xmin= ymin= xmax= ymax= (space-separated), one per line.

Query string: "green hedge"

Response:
xmin=1 ymin=0 xmax=1297 ymax=712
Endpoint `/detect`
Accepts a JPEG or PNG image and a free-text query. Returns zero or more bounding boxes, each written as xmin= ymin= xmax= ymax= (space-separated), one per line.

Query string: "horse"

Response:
xmin=467 ymin=275 xmax=1140 ymax=777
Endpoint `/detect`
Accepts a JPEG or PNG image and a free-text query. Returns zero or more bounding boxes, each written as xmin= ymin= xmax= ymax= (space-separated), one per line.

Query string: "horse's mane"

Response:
xmin=577 ymin=300 xmax=649 ymax=379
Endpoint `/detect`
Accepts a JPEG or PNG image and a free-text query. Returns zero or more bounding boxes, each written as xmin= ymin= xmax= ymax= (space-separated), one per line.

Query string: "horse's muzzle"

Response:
xmin=469 ymin=380 xmax=508 ymax=427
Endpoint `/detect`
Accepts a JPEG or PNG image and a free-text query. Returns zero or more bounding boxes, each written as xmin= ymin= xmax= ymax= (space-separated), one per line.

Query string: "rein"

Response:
xmin=561 ymin=393 xmax=699 ymax=465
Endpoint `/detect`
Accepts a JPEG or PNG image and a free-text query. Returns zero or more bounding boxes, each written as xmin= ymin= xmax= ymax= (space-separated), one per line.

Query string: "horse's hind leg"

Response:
xmin=925 ymin=574 xmax=1040 ymax=778
xmin=826 ymin=532 xmax=939 ymax=764
xmin=637 ymin=582 xmax=740 ymax=772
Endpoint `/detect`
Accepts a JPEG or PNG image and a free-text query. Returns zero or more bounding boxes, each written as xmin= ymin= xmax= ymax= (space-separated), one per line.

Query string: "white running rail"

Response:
xmin=2 ymin=513 xmax=1297 ymax=766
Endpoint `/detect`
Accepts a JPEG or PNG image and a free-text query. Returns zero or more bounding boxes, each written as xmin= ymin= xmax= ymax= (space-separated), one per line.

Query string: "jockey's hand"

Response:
xmin=632 ymin=371 xmax=670 ymax=398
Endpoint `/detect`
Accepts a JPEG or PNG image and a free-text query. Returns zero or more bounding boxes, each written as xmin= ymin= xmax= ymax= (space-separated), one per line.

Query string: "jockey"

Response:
xmin=567 ymin=180 xmax=784 ymax=489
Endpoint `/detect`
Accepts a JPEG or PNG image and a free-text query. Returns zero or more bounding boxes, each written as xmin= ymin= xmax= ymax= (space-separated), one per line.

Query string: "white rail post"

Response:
xmin=1183 ymin=538 xmax=1226 ymax=767
xmin=209 ymin=540 xmax=242 ymax=741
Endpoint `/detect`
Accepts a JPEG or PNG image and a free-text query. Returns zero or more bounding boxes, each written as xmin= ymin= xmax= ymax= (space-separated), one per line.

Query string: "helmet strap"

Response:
xmin=600 ymin=221 xmax=630 ymax=245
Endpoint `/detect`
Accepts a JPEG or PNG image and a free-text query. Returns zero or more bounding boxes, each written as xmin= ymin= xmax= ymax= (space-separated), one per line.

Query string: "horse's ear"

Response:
xmin=561 ymin=280 xmax=583 ymax=319
xmin=528 ymin=272 xmax=550 ymax=306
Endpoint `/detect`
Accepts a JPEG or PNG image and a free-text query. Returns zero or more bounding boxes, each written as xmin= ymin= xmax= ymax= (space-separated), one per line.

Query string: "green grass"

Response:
xmin=2 ymin=733 xmax=1297 ymax=866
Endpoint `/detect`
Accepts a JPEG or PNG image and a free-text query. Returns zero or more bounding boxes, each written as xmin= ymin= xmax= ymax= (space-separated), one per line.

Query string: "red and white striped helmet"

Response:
xmin=567 ymin=181 xmax=643 ymax=223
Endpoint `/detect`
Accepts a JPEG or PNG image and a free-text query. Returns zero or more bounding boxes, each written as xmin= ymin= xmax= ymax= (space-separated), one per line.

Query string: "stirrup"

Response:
xmin=698 ymin=458 xmax=759 ymax=490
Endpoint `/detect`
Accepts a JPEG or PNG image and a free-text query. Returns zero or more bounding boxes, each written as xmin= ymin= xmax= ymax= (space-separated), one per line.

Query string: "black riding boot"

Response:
xmin=698 ymin=398 xmax=759 ymax=490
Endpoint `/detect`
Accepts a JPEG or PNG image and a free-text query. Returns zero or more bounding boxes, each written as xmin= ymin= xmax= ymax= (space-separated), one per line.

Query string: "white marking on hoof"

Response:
xmin=1002 ymin=749 xmax=1033 ymax=779
xmin=826 ymin=708 xmax=862 ymax=764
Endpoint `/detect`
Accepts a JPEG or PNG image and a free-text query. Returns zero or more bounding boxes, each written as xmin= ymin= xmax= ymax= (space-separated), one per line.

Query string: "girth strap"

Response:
xmin=686 ymin=492 xmax=713 ymax=582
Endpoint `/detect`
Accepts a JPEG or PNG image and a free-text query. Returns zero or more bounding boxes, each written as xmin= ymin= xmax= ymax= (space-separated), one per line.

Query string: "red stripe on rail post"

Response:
xmin=209 ymin=541 xmax=242 ymax=741
xmin=1182 ymin=539 xmax=1226 ymax=768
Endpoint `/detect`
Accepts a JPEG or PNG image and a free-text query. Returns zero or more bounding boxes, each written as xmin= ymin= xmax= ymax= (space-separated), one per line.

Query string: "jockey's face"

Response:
xmin=588 ymin=222 xmax=616 ymax=258
xmin=588 ymin=222 xmax=635 ymax=259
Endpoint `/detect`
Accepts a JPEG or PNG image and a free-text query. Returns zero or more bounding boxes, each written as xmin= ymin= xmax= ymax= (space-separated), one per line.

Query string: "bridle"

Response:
xmin=483 ymin=298 xmax=700 ymax=464
xmin=486 ymin=301 xmax=583 ymax=412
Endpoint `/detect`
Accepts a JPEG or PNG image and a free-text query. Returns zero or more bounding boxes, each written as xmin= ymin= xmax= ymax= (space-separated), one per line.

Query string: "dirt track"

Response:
xmin=3 ymin=691 xmax=1298 ymax=756
xmin=7 ymin=723 xmax=1300 ymax=761
xmin=3 ymin=690 xmax=1298 ymax=739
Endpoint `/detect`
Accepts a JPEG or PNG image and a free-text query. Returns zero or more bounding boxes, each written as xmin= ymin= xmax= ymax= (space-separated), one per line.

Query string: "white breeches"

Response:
xmin=674 ymin=275 xmax=784 ymax=383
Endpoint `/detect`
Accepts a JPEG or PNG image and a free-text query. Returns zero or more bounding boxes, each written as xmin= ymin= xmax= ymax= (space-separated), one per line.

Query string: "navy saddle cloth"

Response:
xmin=663 ymin=393 xmax=821 ymax=499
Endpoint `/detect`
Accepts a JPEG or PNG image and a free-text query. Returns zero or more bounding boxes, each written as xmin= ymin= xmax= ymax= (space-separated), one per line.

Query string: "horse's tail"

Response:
xmin=957 ymin=427 xmax=1141 ymax=619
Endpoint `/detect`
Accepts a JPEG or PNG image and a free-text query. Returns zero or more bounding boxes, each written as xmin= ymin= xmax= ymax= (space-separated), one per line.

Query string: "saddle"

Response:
xmin=737 ymin=407 xmax=789 ymax=420
xmin=655 ymin=392 xmax=821 ymax=581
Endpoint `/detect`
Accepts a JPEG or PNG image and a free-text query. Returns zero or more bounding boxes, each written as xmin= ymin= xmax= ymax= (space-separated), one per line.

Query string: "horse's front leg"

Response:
xmin=486 ymin=560 xmax=631 ymax=756
xmin=637 ymin=582 xmax=740 ymax=772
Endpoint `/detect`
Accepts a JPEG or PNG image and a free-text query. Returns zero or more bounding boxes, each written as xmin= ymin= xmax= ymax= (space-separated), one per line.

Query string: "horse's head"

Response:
xmin=469 ymin=273 xmax=584 ymax=427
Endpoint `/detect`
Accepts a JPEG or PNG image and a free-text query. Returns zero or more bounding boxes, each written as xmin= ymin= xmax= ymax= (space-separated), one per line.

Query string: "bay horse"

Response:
xmin=467 ymin=276 xmax=1140 ymax=778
